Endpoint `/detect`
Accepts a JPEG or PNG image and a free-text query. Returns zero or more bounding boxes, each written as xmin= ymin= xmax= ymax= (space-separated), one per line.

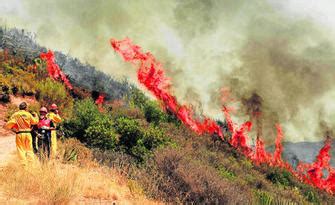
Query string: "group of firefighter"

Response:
xmin=3 ymin=102 xmax=62 ymax=167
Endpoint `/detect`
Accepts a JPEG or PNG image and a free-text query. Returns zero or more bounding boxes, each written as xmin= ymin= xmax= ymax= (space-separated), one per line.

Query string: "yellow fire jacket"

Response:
xmin=46 ymin=112 xmax=62 ymax=126
xmin=4 ymin=110 xmax=38 ymax=132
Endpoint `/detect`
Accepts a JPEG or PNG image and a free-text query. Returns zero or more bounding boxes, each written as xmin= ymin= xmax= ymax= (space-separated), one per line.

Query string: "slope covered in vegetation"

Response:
xmin=1 ymin=28 xmax=335 ymax=204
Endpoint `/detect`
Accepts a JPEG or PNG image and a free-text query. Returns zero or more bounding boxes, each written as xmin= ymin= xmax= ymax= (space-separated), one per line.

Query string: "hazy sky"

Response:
xmin=1 ymin=0 xmax=335 ymax=143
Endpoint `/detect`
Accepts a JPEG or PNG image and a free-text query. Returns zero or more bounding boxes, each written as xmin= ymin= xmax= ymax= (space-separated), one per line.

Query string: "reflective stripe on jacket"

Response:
xmin=5 ymin=110 xmax=38 ymax=131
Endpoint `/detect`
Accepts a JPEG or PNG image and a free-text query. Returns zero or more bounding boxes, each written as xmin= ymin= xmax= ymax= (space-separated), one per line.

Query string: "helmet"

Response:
xmin=50 ymin=103 xmax=58 ymax=110
xmin=19 ymin=102 xmax=27 ymax=110
xmin=39 ymin=107 xmax=48 ymax=113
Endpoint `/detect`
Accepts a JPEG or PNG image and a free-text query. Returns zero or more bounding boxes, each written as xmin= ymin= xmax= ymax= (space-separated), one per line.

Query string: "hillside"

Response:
xmin=0 ymin=97 xmax=160 ymax=204
xmin=1 ymin=27 xmax=335 ymax=204
xmin=0 ymin=27 xmax=131 ymax=100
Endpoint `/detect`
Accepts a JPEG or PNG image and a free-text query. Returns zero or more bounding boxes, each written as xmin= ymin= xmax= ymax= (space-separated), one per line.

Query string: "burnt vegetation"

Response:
xmin=1 ymin=27 xmax=335 ymax=204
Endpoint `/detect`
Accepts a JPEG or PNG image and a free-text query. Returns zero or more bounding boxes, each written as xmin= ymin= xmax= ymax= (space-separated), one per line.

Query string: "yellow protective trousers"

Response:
xmin=16 ymin=133 xmax=35 ymax=167
xmin=51 ymin=130 xmax=57 ymax=157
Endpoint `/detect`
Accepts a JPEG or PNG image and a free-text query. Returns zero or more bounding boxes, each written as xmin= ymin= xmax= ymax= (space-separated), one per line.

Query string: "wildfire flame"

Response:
xmin=40 ymin=50 xmax=73 ymax=90
xmin=111 ymin=37 xmax=335 ymax=194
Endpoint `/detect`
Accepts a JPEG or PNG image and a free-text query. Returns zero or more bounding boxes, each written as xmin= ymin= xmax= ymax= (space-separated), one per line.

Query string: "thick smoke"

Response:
xmin=1 ymin=0 xmax=335 ymax=142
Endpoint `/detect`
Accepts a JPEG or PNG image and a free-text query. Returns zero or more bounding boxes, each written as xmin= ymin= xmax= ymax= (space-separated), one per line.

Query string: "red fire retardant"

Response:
xmin=95 ymin=94 xmax=105 ymax=105
xmin=40 ymin=50 xmax=73 ymax=90
xmin=111 ymin=37 xmax=335 ymax=194
xmin=111 ymin=38 xmax=223 ymax=140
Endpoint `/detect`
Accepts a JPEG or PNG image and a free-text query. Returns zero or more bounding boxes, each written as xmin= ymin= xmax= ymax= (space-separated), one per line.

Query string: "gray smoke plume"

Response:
xmin=2 ymin=0 xmax=335 ymax=143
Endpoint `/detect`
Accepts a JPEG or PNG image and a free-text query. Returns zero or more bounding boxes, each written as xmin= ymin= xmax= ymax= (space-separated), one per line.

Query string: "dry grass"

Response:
xmin=0 ymin=161 xmax=79 ymax=204
xmin=0 ymin=139 xmax=160 ymax=205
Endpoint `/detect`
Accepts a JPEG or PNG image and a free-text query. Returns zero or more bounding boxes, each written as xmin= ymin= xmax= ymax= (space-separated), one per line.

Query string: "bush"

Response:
xmin=303 ymin=189 xmax=320 ymax=204
xmin=143 ymin=101 xmax=166 ymax=125
xmin=36 ymin=78 xmax=73 ymax=117
xmin=58 ymin=138 xmax=93 ymax=166
xmin=128 ymin=87 xmax=180 ymax=126
xmin=62 ymin=99 xmax=102 ymax=140
xmin=137 ymin=147 xmax=252 ymax=204
xmin=114 ymin=117 xmax=141 ymax=149
xmin=266 ymin=168 xmax=294 ymax=187
xmin=128 ymin=88 xmax=148 ymax=109
xmin=113 ymin=117 xmax=167 ymax=161
xmin=5 ymin=104 xmax=18 ymax=121
xmin=142 ymin=125 xmax=165 ymax=150
xmin=254 ymin=190 xmax=274 ymax=205
xmin=0 ymin=66 xmax=37 ymax=96
xmin=85 ymin=117 xmax=119 ymax=150
xmin=131 ymin=125 xmax=166 ymax=161
xmin=65 ymin=100 xmax=167 ymax=162
xmin=218 ymin=165 xmax=236 ymax=180
xmin=27 ymin=101 xmax=41 ymax=113
xmin=109 ymin=106 xmax=144 ymax=120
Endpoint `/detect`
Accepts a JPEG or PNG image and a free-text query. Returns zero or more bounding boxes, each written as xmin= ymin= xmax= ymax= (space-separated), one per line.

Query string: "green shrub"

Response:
xmin=34 ymin=58 xmax=49 ymax=80
xmin=128 ymin=87 xmax=180 ymax=126
xmin=114 ymin=117 xmax=167 ymax=161
xmin=2 ymin=67 xmax=37 ymax=96
xmin=142 ymin=125 xmax=165 ymax=150
xmin=266 ymin=168 xmax=294 ymax=187
xmin=303 ymin=189 xmax=320 ymax=204
xmin=131 ymin=125 xmax=166 ymax=161
xmin=254 ymin=190 xmax=273 ymax=205
xmin=36 ymin=78 xmax=73 ymax=117
xmin=114 ymin=117 xmax=142 ymax=151
xmin=64 ymin=100 xmax=168 ymax=162
xmin=2 ymin=62 xmax=14 ymax=75
xmin=128 ymin=88 xmax=149 ymax=109
xmin=143 ymin=101 xmax=166 ymax=125
xmin=218 ymin=165 xmax=236 ymax=180
xmin=62 ymin=99 xmax=101 ymax=140
xmin=85 ymin=117 xmax=119 ymax=150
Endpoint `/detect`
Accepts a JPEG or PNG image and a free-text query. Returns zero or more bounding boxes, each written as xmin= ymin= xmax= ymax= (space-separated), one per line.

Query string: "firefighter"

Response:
xmin=4 ymin=102 xmax=38 ymax=167
xmin=36 ymin=107 xmax=54 ymax=159
xmin=46 ymin=103 xmax=62 ymax=157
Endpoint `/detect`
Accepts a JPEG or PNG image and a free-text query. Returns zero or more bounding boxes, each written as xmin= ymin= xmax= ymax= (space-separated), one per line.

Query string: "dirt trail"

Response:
xmin=0 ymin=99 xmax=17 ymax=202
xmin=0 ymin=99 xmax=17 ymax=167
xmin=0 ymin=135 xmax=16 ymax=167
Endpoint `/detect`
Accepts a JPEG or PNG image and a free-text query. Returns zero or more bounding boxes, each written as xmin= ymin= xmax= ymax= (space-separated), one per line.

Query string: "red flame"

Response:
xmin=111 ymin=38 xmax=223 ymax=139
xmin=253 ymin=138 xmax=272 ymax=165
xmin=273 ymin=125 xmax=284 ymax=164
xmin=296 ymin=138 xmax=335 ymax=192
xmin=40 ymin=50 xmax=73 ymax=90
xmin=95 ymin=94 xmax=105 ymax=105
xmin=111 ymin=37 xmax=335 ymax=194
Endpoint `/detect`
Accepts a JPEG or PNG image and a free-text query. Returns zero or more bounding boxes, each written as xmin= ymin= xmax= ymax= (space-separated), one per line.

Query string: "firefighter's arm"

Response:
xmin=30 ymin=112 xmax=39 ymax=125
xmin=51 ymin=113 xmax=62 ymax=123
xmin=4 ymin=115 xmax=16 ymax=130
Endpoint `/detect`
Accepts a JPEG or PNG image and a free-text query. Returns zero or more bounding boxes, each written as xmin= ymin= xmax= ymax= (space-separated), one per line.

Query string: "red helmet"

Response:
xmin=40 ymin=107 xmax=48 ymax=113
xmin=50 ymin=103 xmax=58 ymax=110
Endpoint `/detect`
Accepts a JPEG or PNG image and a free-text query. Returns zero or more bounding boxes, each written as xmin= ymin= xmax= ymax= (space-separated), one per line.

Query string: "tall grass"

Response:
xmin=0 ymin=139 xmax=158 ymax=204
xmin=0 ymin=161 xmax=79 ymax=204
